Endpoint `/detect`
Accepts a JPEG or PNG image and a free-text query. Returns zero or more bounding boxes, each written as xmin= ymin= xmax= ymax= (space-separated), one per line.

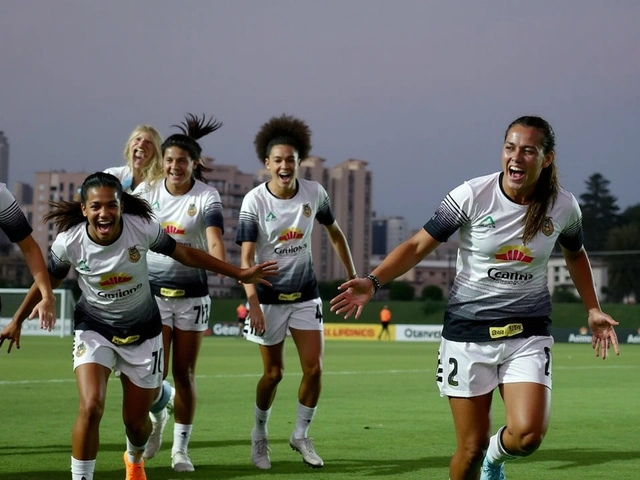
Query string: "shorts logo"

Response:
xmin=302 ymin=203 xmax=312 ymax=218
xmin=494 ymin=245 xmax=534 ymax=263
xmin=128 ymin=246 xmax=141 ymax=263
xmin=75 ymin=342 xmax=86 ymax=358
xmin=489 ymin=323 xmax=523 ymax=339
xmin=187 ymin=203 xmax=197 ymax=217
xmin=278 ymin=292 xmax=302 ymax=302
xmin=162 ymin=222 xmax=186 ymax=235
xmin=542 ymin=217 xmax=554 ymax=236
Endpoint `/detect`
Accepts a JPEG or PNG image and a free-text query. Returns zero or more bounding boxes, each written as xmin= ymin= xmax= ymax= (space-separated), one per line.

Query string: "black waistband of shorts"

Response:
xmin=442 ymin=315 xmax=551 ymax=342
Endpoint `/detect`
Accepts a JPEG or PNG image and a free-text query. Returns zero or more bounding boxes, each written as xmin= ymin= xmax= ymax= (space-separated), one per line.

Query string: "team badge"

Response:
xmin=302 ymin=203 xmax=312 ymax=218
xmin=75 ymin=342 xmax=86 ymax=358
xmin=541 ymin=217 xmax=554 ymax=236
xmin=187 ymin=203 xmax=197 ymax=216
xmin=128 ymin=246 xmax=141 ymax=263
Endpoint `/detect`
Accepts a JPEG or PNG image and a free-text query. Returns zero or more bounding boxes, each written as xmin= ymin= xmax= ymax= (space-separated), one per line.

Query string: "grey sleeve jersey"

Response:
xmin=236 ymin=179 xmax=334 ymax=304
xmin=424 ymin=172 xmax=583 ymax=341
xmin=0 ymin=183 xmax=32 ymax=243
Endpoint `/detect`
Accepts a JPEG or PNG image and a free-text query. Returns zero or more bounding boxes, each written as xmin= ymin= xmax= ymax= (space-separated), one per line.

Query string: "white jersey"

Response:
xmin=236 ymin=179 xmax=335 ymax=304
xmin=424 ymin=172 xmax=583 ymax=342
xmin=48 ymin=214 xmax=176 ymax=342
xmin=104 ymin=165 xmax=135 ymax=193
xmin=134 ymin=179 xmax=224 ymax=298
xmin=0 ymin=183 xmax=32 ymax=243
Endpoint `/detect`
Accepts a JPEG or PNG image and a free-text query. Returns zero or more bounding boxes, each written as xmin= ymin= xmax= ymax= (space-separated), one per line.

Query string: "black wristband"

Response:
xmin=364 ymin=274 xmax=381 ymax=294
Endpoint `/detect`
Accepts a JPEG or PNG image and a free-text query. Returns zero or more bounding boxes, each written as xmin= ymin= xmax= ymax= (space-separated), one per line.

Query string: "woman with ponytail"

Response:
xmin=0 ymin=172 xmax=277 ymax=480
xmin=133 ymin=114 xmax=225 ymax=472
xmin=331 ymin=116 xmax=620 ymax=480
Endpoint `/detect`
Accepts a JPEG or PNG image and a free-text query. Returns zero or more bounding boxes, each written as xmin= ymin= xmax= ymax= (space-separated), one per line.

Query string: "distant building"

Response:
xmin=0 ymin=131 xmax=8 ymax=185
xmin=13 ymin=182 xmax=33 ymax=205
xmin=371 ymin=214 xmax=408 ymax=255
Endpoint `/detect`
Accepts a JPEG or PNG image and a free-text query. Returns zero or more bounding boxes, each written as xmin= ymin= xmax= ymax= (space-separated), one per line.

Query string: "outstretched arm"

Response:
xmin=16 ymin=235 xmax=56 ymax=326
xmin=563 ymin=246 xmax=619 ymax=359
xmin=170 ymin=243 xmax=277 ymax=285
xmin=330 ymin=229 xmax=441 ymax=319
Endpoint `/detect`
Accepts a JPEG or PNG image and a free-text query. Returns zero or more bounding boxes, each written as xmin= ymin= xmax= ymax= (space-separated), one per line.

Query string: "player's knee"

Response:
xmin=264 ymin=366 xmax=284 ymax=385
xmin=78 ymin=396 xmax=106 ymax=423
xmin=456 ymin=441 xmax=486 ymax=469
xmin=302 ymin=363 xmax=322 ymax=379
xmin=513 ymin=429 xmax=544 ymax=456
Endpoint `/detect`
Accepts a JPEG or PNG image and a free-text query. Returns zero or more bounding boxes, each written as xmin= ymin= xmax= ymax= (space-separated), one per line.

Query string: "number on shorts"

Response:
xmin=315 ymin=304 xmax=323 ymax=324
xmin=544 ymin=346 xmax=551 ymax=377
xmin=151 ymin=348 xmax=164 ymax=376
xmin=447 ymin=357 xmax=459 ymax=387
xmin=193 ymin=303 xmax=210 ymax=325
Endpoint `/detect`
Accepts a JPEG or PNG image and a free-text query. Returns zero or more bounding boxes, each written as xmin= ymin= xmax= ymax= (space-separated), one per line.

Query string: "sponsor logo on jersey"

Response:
xmin=278 ymin=227 xmax=304 ymax=242
xmin=479 ymin=215 xmax=496 ymax=228
xmin=187 ymin=203 xmax=197 ymax=217
xmin=302 ymin=203 xmax=312 ymax=218
xmin=128 ymin=246 xmax=141 ymax=263
xmin=152 ymin=201 xmax=160 ymax=209
xmin=266 ymin=212 xmax=277 ymax=222
xmin=98 ymin=273 xmax=133 ymax=289
xmin=494 ymin=245 xmax=534 ymax=263
xmin=487 ymin=268 xmax=534 ymax=284
xmin=274 ymin=243 xmax=309 ymax=255
xmin=77 ymin=260 xmax=90 ymax=272
xmin=75 ymin=341 xmax=86 ymax=358
xmin=489 ymin=323 xmax=523 ymax=339
xmin=542 ymin=217 xmax=554 ymax=236
xmin=97 ymin=283 xmax=144 ymax=299
xmin=162 ymin=222 xmax=186 ymax=235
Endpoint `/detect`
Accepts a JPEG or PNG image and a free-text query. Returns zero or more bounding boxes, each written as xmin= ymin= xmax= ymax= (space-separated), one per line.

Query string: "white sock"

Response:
xmin=172 ymin=423 xmax=193 ymax=454
xmin=126 ymin=437 xmax=146 ymax=463
xmin=293 ymin=402 xmax=317 ymax=439
xmin=253 ymin=405 xmax=271 ymax=439
xmin=486 ymin=426 xmax=517 ymax=464
xmin=71 ymin=457 xmax=95 ymax=480
xmin=150 ymin=407 xmax=168 ymax=424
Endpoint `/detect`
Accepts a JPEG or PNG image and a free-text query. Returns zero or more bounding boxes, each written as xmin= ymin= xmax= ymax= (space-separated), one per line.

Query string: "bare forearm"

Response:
xmin=18 ymin=237 xmax=55 ymax=301
xmin=564 ymin=248 xmax=600 ymax=311
xmin=329 ymin=236 xmax=357 ymax=279
xmin=174 ymin=245 xmax=242 ymax=280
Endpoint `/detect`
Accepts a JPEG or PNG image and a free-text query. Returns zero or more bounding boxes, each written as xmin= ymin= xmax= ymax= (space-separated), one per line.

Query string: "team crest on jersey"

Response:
xmin=128 ymin=246 xmax=141 ymax=263
xmin=302 ymin=203 xmax=312 ymax=218
xmin=187 ymin=203 xmax=197 ymax=216
xmin=75 ymin=342 xmax=86 ymax=358
xmin=541 ymin=217 xmax=554 ymax=236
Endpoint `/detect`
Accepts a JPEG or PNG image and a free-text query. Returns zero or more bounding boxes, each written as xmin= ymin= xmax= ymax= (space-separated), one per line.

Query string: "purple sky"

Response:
xmin=1 ymin=1 xmax=639 ymax=228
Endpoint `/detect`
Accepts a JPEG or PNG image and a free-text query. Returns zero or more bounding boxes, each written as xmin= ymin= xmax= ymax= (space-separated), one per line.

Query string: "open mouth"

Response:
xmin=279 ymin=172 xmax=292 ymax=183
xmin=96 ymin=220 xmax=113 ymax=236
xmin=508 ymin=165 xmax=525 ymax=181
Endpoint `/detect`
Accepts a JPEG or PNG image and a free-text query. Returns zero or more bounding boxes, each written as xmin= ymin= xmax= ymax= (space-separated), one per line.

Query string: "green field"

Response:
xmin=0 ymin=337 xmax=639 ymax=479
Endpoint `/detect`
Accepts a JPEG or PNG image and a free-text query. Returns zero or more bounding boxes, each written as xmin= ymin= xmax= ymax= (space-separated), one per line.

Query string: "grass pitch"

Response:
xmin=0 ymin=337 xmax=638 ymax=479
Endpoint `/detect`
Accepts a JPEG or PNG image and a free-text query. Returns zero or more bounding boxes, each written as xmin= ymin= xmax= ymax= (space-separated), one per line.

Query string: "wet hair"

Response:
xmin=160 ymin=113 xmax=222 ymax=182
xmin=123 ymin=125 xmax=164 ymax=180
xmin=253 ymin=114 xmax=312 ymax=163
xmin=505 ymin=116 xmax=559 ymax=244
xmin=44 ymin=172 xmax=153 ymax=233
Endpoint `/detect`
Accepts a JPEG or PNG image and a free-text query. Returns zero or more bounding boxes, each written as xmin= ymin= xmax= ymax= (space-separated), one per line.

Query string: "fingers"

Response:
xmin=257 ymin=279 xmax=273 ymax=287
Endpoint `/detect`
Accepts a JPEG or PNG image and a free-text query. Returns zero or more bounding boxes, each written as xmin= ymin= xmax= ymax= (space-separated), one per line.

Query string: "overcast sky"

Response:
xmin=1 ymin=1 xmax=638 ymax=228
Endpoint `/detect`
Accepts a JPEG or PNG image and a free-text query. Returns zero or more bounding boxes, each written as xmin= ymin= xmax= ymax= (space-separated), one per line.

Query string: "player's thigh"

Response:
xmin=437 ymin=338 xmax=503 ymax=397
xmin=172 ymin=327 xmax=204 ymax=376
xmin=448 ymin=393 xmax=494 ymax=449
xmin=245 ymin=304 xmax=290 ymax=346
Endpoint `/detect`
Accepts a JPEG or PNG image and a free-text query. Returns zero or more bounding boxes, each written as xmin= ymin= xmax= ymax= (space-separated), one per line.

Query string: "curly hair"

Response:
xmin=253 ymin=114 xmax=312 ymax=163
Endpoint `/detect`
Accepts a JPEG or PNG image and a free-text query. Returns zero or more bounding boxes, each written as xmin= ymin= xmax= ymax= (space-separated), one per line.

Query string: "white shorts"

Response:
xmin=155 ymin=295 xmax=211 ymax=332
xmin=72 ymin=330 xmax=164 ymax=389
xmin=244 ymin=298 xmax=324 ymax=346
xmin=436 ymin=335 xmax=553 ymax=397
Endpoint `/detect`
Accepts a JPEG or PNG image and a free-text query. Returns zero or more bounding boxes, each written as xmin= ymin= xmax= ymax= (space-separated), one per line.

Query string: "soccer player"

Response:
xmin=330 ymin=116 xmax=619 ymax=480
xmin=0 ymin=182 xmax=55 ymax=328
xmin=0 ymin=172 xmax=277 ymax=480
xmin=134 ymin=113 xmax=224 ymax=472
xmin=105 ymin=125 xmax=164 ymax=193
xmin=237 ymin=114 xmax=357 ymax=470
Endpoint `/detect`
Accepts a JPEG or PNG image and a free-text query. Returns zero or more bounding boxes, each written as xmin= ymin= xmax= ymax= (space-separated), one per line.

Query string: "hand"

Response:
xmin=0 ymin=320 xmax=23 ymax=353
xmin=237 ymin=261 xmax=279 ymax=286
xmin=329 ymin=278 xmax=375 ymax=319
xmin=31 ymin=296 xmax=56 ymax=332
xmin=247 ymin=307 xmax=267 ymax=337
xmin=588 ymin=308 xmax=620 ymax=360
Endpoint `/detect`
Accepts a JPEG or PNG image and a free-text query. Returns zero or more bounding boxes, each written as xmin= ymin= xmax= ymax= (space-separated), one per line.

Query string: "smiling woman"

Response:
xmin=0 ymin=171 xmax=278 ymax=480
